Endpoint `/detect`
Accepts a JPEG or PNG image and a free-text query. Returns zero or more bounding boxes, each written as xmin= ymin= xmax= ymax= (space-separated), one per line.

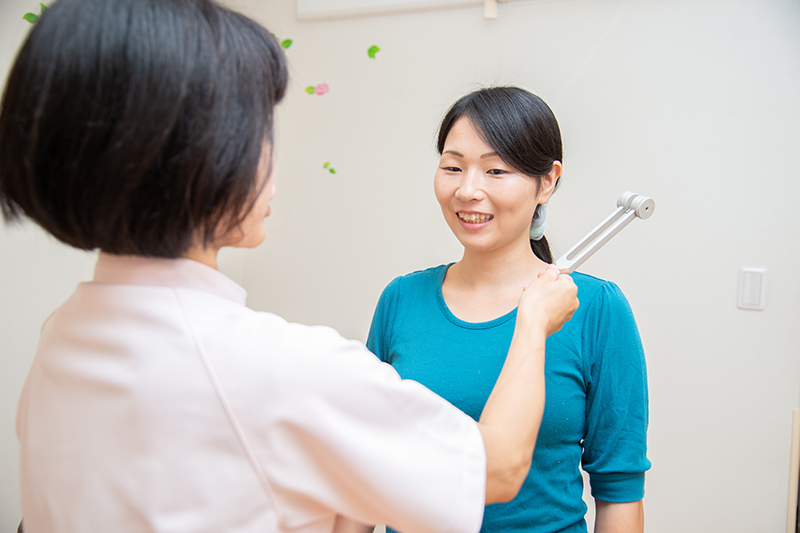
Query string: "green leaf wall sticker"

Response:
xmin=368 ymin=45 xmax=380 ymax=59
xmin=271 ymin=34 xmax=293 ymax=49
xmin=323 ymin=162 xmax=336 ymax=174
xmin=23 ymin=3 xmax=47 ymax=24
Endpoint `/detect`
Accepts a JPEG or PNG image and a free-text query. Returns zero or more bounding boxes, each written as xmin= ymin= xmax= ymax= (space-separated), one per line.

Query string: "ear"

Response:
xmin=538 ymin=161 xmax=561 ymax=204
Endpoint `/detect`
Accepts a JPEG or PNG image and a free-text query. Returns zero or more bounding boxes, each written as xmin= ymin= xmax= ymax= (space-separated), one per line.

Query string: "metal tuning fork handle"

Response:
xmin=554 ymin=191 xmax=655 ymax=274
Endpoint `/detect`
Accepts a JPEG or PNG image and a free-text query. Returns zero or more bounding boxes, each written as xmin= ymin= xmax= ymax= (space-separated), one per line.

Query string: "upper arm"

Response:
xmin=262 ymin=328 xmax=487 ymax=533
xmin=582 ymin=283 xmax=650 ymax=501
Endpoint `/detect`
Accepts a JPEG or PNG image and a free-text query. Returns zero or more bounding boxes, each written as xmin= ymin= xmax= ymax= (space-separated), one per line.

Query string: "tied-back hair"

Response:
xmin=0 ymin=0 xmax=288 ymax=257
xmin=436 ymin=86 xmax=562 ymax=264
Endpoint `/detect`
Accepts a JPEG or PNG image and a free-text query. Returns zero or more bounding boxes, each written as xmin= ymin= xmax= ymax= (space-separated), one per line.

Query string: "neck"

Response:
xmin=453 ymin=239 xmax=549 ymax=289
xmin=183 ymin=243 xmax=220 ymax=270
xmin=441 ymin=237 xmax=552 ymax=323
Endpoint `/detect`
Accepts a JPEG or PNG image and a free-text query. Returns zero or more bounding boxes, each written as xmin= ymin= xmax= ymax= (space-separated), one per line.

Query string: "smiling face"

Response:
xmin=434 ymin=117 xmax=559 ymax=255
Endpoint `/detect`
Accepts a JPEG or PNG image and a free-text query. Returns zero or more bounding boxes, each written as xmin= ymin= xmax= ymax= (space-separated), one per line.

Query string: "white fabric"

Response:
xmin=17 ymin=253 xmax=486 ymax=533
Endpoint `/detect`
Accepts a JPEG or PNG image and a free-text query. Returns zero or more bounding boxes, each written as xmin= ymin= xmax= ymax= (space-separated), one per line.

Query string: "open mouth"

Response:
xmin=458 ymin=212 xmax=493 ymax=224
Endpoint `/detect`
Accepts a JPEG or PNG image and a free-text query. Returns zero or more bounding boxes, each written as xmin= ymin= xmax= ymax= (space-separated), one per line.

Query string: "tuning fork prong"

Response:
xmin=554 ymin=191 xmax=655 ymax=274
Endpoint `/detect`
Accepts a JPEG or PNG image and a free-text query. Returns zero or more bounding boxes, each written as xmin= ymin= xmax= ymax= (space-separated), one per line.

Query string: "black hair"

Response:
xmin=436 ymin=86 xmax=562 ymax=263
xmin=0 ymin=0 xmax=288 ymax=257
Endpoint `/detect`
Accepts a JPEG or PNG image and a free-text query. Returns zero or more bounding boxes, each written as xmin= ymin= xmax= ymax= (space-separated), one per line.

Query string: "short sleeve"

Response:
xmin=367 ymin=276 xmax=401 ymax=363
xmin=253 ymin=323 xmax=487 ymax=533
xmin=580 ymin=282 xmax=650 ymax=502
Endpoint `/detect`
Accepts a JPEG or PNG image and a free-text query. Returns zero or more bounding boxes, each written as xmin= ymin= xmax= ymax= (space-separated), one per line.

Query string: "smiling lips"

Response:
xmin=458 ymin=211 xmax=493 ymax=224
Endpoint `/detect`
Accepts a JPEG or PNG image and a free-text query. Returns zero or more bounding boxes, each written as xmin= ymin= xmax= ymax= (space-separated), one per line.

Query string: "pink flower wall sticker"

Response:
xmin=306 ymin=83 xmax=329 ymax=95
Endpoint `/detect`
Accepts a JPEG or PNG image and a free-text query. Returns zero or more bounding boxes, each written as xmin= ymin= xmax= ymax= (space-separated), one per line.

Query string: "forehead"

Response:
xmin=442 ymin=118 xmax=496 ymax=155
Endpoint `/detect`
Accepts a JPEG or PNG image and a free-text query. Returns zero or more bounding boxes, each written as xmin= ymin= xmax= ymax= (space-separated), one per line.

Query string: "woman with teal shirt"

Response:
xmin=368 ymin=87 xmax=650 ymax=533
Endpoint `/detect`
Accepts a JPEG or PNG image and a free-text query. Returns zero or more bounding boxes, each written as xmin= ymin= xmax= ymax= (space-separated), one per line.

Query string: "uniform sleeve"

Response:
xmin=260 ymin=323 xmax=487 ymax=533
xmin=581 ymin=282 xmax=651 ymax=503
xmin=366 ymin=276 xmax=401 ymax=363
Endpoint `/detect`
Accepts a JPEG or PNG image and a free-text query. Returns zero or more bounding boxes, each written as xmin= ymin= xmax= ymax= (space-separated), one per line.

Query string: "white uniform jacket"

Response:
xmin=17 ymin=254 xmax=486 ymax=533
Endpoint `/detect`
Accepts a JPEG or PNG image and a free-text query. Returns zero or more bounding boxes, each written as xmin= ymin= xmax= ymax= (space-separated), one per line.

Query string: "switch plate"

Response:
xmin=738 ymin=267 xmax=766 ymax=310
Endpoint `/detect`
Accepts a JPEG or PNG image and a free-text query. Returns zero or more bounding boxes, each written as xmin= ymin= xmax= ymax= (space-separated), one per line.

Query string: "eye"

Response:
xmin=442 ymin=166 xmax=462 ymax=172
xmin=487 ymin=168 xmax=508 ymax=176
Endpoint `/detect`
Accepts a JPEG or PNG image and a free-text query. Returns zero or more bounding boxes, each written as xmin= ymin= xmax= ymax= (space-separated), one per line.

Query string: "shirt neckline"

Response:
xmin=91 ymin=253 xmax=247 ymax=305
xmin=434 ymin=263 xmax=517 ymax=330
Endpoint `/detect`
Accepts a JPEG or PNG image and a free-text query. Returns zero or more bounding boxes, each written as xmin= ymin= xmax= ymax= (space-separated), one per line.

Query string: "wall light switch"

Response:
xmin=738 ymin=267 xmax=766 ymax=310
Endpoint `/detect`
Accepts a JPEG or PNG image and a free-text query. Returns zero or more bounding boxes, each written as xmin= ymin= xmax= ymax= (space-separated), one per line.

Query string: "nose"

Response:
xmin=454 ymin=168 xmax=485 ymax=202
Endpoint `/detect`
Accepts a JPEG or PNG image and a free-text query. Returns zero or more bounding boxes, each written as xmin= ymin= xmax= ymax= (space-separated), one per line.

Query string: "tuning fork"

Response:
xmin=554 ymin=191 xmax=655 ymax=274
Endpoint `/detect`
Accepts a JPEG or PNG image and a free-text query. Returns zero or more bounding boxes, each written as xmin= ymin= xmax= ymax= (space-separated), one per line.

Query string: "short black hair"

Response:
xmin=437 ymin=86 xmax=562 ymax=263
xmin=0 ymin=0 xmax=288 ymax=257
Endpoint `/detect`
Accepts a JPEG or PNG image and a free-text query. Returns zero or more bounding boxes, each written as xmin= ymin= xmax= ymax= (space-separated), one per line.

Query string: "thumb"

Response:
xmin=538 ymin=264 xmax=560 ymax=280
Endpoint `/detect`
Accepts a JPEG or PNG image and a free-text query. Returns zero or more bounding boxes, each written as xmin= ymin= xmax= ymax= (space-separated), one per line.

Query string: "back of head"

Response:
xmin=436 ymin=86 xmax=563 ymax=263
xmin=0 ymin=0 xmax=288 ymax=257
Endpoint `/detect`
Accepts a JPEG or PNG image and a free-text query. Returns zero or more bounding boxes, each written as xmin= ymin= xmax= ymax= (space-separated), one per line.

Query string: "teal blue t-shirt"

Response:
xmin=367 ymin=264 xmax=650 ymax=533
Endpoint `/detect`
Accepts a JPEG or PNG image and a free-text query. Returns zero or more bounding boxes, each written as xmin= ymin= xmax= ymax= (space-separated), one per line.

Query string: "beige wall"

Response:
xmin=2 ymin=0 xmax=799 ymax=529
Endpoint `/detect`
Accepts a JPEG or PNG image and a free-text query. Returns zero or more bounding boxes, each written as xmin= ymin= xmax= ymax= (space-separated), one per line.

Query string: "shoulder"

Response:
xmin=375 ymin=264 xmax=450 ymax=307
xmin=246 ymin=309 xmax=365 ymax=362
xmin=210 ymin=308 xmax=387 ymax=406
xmin=386 ymin=264 xmax=450 ymax=292
xmin=176 ymin=289 xmax=370 ymax=370
xmin=557 ymin=271 xmax=639 ymax=349
xmin=566 ymin=273 xmax=643 ymax=366
xmin=570 ymin=271 xmax=631 ymax=312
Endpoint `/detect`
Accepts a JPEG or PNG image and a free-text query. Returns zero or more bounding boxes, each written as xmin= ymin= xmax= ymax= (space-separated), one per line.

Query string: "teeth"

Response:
xmin=458 ymin=212 xmax=493 ymax=223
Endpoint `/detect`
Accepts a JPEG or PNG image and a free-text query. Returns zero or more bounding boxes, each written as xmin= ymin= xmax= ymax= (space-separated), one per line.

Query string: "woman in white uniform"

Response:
xmin=0 ymin=1 xmax=578 ymax=532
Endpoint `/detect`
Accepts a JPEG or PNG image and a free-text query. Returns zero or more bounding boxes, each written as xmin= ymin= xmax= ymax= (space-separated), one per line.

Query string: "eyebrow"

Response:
xmin=442 ymin=150 xmax=499 ymax=159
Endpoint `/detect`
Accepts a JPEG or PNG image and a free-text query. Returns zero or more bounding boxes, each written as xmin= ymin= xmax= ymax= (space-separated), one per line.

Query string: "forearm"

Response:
xmin=477 ymin=267 xmax=578 ymax=504
xmin=477 ymin=321 xmax=547 ymax=504
xmin=594 ymin=500 xmax=644 ymax=533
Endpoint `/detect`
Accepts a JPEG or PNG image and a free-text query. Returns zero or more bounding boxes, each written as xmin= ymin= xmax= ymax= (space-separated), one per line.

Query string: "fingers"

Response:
xmin=525 ymin=265 xmax=569 ymax=294
xmin=537 ymin=264 xmax=560 ymax=280
xmin=526 ymin=265 xmax=559 ymax=291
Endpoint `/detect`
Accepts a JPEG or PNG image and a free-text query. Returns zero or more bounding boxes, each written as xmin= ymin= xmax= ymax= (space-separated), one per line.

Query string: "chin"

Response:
xmin=229 ymin=232 xmax=266 ymax=250
xmin=243 ymin=235 xmax=266 ymax=249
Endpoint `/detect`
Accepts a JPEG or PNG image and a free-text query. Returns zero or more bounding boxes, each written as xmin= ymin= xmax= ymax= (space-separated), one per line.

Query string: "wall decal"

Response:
xmin=272 ymin=34 xmax=293 ymax=49
xmin=23 ymin=3 xmax=47 ymax=23
xmin=306 ymin=83 xmax=330 ymax=95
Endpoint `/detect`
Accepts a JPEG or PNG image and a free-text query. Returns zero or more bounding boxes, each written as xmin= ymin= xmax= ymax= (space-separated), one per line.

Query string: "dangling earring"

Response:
xmin=529 ymin=204 xmax=547 ymax=241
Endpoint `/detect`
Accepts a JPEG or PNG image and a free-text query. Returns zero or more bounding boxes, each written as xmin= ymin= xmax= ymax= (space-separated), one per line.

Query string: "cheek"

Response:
xmin=517 ymin=181 xmax=542 ymax=211
xmin=433 ymin=174 xmax=452 ymax=208
xmin=241 ymin=214 xmax=267 ymax=247
xmin=492 ymin=182 xmax=538 ymax=221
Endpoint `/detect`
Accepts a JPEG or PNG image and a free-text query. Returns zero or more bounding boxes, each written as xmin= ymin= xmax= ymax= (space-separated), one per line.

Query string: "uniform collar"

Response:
xmin=93 ymin=253 xmax=247 ymax=305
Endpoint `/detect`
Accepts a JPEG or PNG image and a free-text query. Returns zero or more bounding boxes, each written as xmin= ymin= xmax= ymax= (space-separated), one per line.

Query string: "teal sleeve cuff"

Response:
xmin=589 ymin=472 xmax=645 ymax=503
